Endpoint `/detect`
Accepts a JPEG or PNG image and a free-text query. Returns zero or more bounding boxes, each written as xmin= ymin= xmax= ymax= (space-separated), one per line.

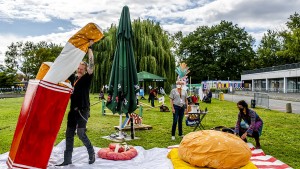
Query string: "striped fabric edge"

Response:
xmin=251 ymin=155 xmax=277 ymax=162
xmin=39 ymin=80 xmax=72 ymax=94
xmin=251 ymin=155 xmax=292 ymax=169
xmin=7 ymin=156 xmax=42 ymax=169
xmin=249 ymin=145 xmax=292 ymax=169
xmin=28 ymin=80 xmax=40 ymax=85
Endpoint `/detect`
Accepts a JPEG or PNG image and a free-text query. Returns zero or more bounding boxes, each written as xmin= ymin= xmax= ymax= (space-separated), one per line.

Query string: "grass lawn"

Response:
xmin=0 ymin=94 xmax=299 ymax=168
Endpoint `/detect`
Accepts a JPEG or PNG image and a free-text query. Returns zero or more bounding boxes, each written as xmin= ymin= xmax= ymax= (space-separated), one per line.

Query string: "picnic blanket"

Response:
xmin=0 ymin=140 xmax=173 ymax=169
xmin=0 ymin=140 xmax=292 ymax=169
xmin=168 ymin=143 xmax=292 ymax=169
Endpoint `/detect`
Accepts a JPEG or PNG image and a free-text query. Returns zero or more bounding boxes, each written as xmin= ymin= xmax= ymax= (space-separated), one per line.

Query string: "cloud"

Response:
xmin=57 ymin=27 xmax=64 ymax=31
xmin=0 ymin=34 xmax=20 ymax=64
xmin=0 ymin=0 xmax=299 ymax=64
xmin=0 ymin=31 xmax=75 ymax=64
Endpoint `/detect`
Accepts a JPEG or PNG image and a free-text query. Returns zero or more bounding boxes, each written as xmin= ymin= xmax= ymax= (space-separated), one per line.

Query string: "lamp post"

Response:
xmin=227 ymin=77 xmax=229 ymax=87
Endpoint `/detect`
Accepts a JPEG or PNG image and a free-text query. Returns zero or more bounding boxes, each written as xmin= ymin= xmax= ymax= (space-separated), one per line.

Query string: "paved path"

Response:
xmin=220 ymin=94 xmax=300 ymax=114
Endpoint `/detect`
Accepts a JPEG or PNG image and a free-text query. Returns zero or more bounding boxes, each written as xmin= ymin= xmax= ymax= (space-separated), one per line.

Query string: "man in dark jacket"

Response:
xmin=148 ymin=89 xmax=156 ymax=107
xmin=57 ymin=40 xmax=95 ymax=166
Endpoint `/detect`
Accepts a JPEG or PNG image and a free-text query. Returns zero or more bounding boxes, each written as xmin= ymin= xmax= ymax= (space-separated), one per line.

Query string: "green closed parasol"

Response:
xmin=106 ymin=6 xmax=139 ymax=139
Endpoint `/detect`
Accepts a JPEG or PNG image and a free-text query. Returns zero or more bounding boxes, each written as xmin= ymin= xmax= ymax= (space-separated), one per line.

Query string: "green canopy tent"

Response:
xmin=137 ymin=71 xmax=167 ymax=82
xmin=106 ymin=6 xmax=138 ymax=139
xmin=137 ymin=71 xmax=167 ymax=94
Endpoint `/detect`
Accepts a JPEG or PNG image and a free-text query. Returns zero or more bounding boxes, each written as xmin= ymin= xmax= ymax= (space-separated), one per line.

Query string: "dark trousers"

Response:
xmin=149 ymin=96 xmax=155 ymax=107
xmin=239 ymin=127 xmax=261 ymax=147
xmin=172 ymin=105 xmax=185 ymax=136
xmin=65 ymin=108 xmax=94 ymax=155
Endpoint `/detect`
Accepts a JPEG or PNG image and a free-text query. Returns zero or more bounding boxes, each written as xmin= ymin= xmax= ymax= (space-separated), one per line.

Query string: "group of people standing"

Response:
xmin=169 ymin=80 xmax=263 ymax=148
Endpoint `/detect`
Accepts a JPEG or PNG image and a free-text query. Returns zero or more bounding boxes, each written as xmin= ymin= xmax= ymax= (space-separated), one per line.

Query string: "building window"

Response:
xmin=268 ymin=78 xmax=283 ymax=93
xmin=287 ymin=77 xmax=297 ymax=93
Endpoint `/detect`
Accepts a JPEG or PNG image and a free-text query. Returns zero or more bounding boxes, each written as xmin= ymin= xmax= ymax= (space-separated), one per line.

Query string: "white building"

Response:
xmin=241 ymin=63 xmax=300 ymax=93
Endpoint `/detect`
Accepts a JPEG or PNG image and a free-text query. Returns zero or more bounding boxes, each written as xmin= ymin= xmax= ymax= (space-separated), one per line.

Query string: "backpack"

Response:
xmin=191 ymin=95 xmax=198 ymax=103
xmin=211 ymin=126 xmax=235 ymax=134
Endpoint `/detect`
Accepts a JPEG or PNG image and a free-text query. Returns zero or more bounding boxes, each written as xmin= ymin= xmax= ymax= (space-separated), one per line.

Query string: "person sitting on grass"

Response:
xmin=234 ymin=100 xmax=263 ymax=149
xmin=202 ymin=89 xmax=212 ymax=103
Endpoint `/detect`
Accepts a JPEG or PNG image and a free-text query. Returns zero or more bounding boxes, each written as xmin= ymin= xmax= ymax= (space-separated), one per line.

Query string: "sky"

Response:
xmin=0 ymin=0 xmax=299 ymax=65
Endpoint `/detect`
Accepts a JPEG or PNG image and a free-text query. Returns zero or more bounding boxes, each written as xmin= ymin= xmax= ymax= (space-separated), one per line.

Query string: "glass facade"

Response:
xmin=252 ymin=78 xmax=300 ymax=93
xmin=287 ymin=77 xmax=300 ymax=93
xmin=268 ymin=78 xmax=284 ymax=93
xmin=298 ymin=77 xmax=300 ymax=93
xmin=242 ymin=62 xmax=300 ymax=93
xmin=254 ymin=79 xmax=266 ymax=92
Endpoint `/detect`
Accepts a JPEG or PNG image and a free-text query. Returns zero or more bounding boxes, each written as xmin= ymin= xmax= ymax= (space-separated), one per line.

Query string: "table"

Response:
xmin=187 ymin=110 xmax=208 ymax=131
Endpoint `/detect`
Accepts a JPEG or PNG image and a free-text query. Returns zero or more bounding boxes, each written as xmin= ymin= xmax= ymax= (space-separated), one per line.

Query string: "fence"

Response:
xmin=254 ymin=92 xmax=269 ymax=109
xmin=0 ymin=93 xmax=24 ymax=99
xmin=214 ymin=90 xmax=220 ymax=99
xmin=242 ymin=62 xmax=300 ymax=75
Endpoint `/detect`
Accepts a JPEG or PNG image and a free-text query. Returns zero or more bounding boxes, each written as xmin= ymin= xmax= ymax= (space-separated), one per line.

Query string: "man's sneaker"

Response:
xmin=171 ymin=136 xmax=175 ymax=140
xmin=179 ymin=135 xmax=184 ymax=138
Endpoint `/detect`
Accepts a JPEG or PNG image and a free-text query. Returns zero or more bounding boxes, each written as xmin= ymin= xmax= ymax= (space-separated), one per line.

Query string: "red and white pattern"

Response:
xmin=126 ymin=113 xmax=143 ymax=125
xmin=247 ymin=143 xmax=292 ymax=169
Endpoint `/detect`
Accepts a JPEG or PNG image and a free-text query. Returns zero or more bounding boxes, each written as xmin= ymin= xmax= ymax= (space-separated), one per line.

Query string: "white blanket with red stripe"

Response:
xmin=247 ymin=143 xmax=292 ymax=169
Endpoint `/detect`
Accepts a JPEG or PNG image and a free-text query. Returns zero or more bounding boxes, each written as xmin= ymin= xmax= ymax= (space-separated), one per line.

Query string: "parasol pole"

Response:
xmin=118 ymin=114 xmax=123 ymax=139
xmin=130 ymin=113 xmax=134 ymax=139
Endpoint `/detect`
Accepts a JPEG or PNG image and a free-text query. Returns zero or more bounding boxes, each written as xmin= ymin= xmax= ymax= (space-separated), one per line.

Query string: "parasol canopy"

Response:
xmin=106 ymin=6 xmax=139 ymax=115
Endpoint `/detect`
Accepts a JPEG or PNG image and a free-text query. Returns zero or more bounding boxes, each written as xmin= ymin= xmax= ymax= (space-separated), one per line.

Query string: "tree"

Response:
xmin=178 ymin=21 xmax=255 ymax=83
xmin=91 ymin=19 xmax=176 ymax=93
xmin=0 ymin=65 xmax=17 ymax=87
xmin=276 ymin=13 xmax=300 ymax=63
xmin=171 ymin=31 xmax=184 ymax=62
xmin=4 ymin=42 xmax=23 ymax=74
xmin=255 ymin=30 xmax=283 ymax=68
xmin=286 ymin=12 xmax=300 ymax=30
xmin=4 ymin=41 xmax=63 ymax=80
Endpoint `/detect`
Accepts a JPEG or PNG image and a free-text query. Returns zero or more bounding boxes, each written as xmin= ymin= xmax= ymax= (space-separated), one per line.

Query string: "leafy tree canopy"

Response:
xmin=177 ymin=20 xmax=255 ymax=83
xmin=91 ymin=19 xmax=176 ymax=93
xmin=4 ymin=41 xmax=63 ymax=80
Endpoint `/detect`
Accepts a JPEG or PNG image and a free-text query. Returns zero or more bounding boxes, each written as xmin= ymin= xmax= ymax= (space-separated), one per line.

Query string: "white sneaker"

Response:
xmin=179 ymin=135 xmax=184 ymax=138
xmin=171 ymin=136 xmax=175 ymax=140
